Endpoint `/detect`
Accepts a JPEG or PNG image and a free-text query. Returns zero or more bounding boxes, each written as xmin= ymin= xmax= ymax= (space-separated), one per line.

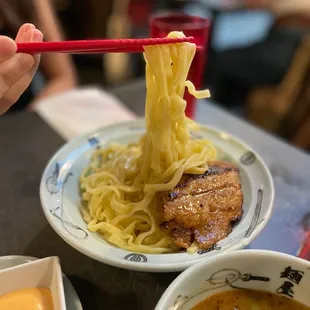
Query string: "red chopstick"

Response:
xmin=16 ymin=37 xmax=195 ymax=54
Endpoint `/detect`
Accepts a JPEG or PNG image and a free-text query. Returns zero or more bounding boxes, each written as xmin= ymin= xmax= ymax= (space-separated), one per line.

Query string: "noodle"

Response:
xmin=80 ymin=31 xmax=217 ymax=254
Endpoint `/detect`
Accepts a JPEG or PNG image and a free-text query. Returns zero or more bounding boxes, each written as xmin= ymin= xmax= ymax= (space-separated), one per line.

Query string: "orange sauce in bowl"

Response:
xmin=0 ymin=288 xmax=54 ymax=310
xmin=192 ymin=289 xmax=310 ymax=310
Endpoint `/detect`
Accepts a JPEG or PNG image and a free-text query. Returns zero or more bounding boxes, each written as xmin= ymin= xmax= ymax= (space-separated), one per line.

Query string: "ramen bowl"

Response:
xmin=155 ymin=250 xmax=310 ymax=309
xmin=40 ymin=120 xmax=274 ymax=272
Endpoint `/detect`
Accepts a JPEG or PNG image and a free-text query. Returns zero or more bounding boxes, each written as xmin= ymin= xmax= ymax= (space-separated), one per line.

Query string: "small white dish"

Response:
xmin=156 ymin=250 xmax=310 ymax=309
xmin=40 ymin=120 xmax=274 ymax=272
xmin=0 ymin=257 xmax=65 ymax=310
xmin=0 ymin=256 xmax=83 ymax=310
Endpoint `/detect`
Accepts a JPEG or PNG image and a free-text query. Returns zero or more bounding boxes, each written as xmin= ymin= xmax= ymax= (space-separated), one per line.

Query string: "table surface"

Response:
xmin=1 ymin=81 xmax=310 ymax=310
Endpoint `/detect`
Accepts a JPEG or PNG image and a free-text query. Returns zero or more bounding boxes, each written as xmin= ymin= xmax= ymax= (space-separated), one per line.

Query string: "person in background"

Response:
xmin=0 ymin=0 xmax=77 ymax=112
xmin=246 ymin=0 xmax=310 ymax=18
xmin=209 ymin=0 xmax=310 ymax=109
xmin=245 ymin=0 xmax=310 ymax=32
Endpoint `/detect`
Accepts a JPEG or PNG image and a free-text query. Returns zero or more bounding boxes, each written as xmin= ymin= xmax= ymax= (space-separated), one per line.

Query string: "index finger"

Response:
xmin=0 ymin=36 xmax=17 ymax=62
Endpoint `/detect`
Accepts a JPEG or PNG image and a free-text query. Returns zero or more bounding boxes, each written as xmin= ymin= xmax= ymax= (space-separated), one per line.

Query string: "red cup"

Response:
xmin=150 ymin=13 xmax=210 ymax=119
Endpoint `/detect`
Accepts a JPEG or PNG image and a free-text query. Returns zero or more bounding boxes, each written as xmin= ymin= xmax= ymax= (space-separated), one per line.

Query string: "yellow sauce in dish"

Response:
xmin=0 ymin=287 xmax=54 ymax=310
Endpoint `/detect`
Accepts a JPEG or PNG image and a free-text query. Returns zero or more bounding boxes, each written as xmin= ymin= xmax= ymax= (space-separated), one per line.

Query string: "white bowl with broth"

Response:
xmin=40 ymin=120 xmax=274 ymax=272
xmin=156 ymin=250 xmax=310 ymax=309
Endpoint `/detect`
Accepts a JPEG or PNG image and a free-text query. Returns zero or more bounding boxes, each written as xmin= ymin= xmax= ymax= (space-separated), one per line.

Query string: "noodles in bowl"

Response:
xmin=80 ymin=31 xmax=217 ymax=254
xmin=40 ymin=31 xmax=274 ymax=271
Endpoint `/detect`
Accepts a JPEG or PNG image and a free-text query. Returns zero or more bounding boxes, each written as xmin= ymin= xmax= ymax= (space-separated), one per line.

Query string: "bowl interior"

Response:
xmin=156 ymin=250 xmax=310 ymax=309
xmin=40 ymin=120 xmax=274 ymax=272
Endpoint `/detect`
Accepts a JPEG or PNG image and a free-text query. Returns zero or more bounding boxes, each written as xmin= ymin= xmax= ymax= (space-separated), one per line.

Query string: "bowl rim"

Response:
xmin=40 ymin=119 xmax=275 ymax=272
xmin=155 ymin=249 xmax=310 ymax=309
xmin=0 ymin=255 xmax=37 ymax=263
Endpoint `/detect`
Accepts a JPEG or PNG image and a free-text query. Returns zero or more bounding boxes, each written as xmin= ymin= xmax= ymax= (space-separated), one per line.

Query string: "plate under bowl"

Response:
xmin=40 ymin=120 xmax=274 ymax=272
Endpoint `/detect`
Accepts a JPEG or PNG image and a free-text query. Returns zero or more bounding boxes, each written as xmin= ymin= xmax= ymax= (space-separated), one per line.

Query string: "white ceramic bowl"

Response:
xmin=40 ymin=120 xmax=274 ymax=272
xmin=0 ymin=256 xmax=82 ymax=310
xmin=156 ymin=250 xmax=310 ymax=309
xmin=0 ymin=257 xmax=66 ymax=310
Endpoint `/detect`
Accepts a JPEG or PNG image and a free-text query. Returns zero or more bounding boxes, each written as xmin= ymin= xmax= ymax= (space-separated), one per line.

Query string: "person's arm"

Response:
xmin=0 ymin=24 xmax=43 ymax=115
xmin=32 ymin=0 xmax=77 ymax=101
xmin=245 ymin=0 xmax=310 ymax=16
xmin=270 ymin=0 xmax=310 ymax=17
xmin=244 ymin=0 xmax=271 ymax=9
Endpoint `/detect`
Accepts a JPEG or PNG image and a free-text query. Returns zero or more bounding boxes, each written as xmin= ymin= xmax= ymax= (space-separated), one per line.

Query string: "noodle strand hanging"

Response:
xmin=80 ymin=31 xmax=216 ymax=254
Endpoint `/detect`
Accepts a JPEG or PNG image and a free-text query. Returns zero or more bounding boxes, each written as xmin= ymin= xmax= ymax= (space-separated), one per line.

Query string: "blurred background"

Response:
xmin=1 ymin=0 xmax=309 ymax=151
